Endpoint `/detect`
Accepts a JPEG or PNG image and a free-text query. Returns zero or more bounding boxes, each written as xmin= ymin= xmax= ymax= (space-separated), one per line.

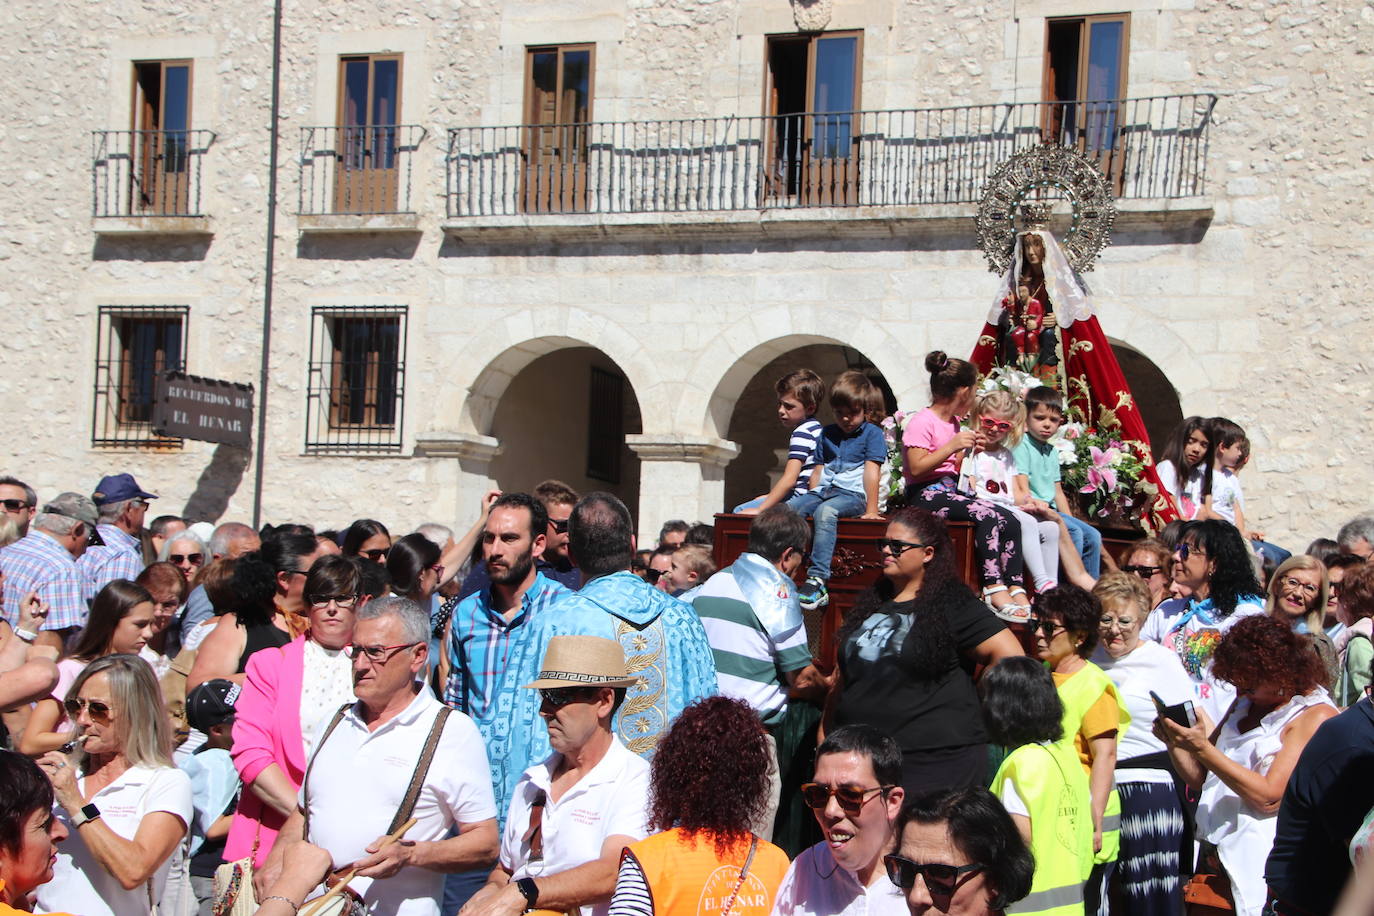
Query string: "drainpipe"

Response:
xmin=251 ymin=0 xmax=284 ymax=529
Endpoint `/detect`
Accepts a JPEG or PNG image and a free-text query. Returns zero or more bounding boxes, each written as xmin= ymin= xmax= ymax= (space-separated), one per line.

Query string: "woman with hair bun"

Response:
xmin=901 ymin=351 xmax=1028 ymax=620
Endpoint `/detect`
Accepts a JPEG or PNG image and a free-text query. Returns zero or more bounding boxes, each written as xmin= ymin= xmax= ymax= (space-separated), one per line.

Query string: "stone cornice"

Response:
xmin=625 ymin=435 xmax=739 ymax=469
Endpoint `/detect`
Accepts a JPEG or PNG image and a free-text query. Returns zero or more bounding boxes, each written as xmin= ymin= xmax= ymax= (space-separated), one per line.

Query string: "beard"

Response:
xmin=487 ymin=550 xmax=534 ymax=585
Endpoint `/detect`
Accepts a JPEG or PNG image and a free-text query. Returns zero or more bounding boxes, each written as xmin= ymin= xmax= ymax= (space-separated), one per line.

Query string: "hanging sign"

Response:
xmin=152 ymin=371 xmax=254 ymax=448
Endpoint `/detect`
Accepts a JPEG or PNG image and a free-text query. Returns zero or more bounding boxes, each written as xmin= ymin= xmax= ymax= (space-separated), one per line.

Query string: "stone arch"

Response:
xmin=691 ymin=309 xmax=924 ymax=442
xmin=1106 ymin=336 xmax=1184 ymax=452
xmin=443 ymin=308 xmax=661 ymax=437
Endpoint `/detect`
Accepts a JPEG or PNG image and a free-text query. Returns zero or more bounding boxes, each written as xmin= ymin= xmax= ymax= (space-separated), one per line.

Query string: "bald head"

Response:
xmin=209 ymin=522 xmax=261 ymax=559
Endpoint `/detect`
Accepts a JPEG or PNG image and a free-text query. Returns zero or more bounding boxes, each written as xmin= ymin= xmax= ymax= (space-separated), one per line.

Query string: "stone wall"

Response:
xmin=0 ymin=0 xmax=1369 ymax=548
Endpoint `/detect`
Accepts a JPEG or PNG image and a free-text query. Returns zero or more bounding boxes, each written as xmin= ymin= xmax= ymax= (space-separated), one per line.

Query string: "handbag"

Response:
xmin=211 ymin=832 xmax=259 ymax=916
xmin=1184 ymin=844 xmax=1235 ymax=914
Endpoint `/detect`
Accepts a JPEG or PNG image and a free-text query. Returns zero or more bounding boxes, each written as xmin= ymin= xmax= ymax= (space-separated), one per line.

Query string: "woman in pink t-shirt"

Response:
xmin=902 ymin=351 xmax=1028 ymax=619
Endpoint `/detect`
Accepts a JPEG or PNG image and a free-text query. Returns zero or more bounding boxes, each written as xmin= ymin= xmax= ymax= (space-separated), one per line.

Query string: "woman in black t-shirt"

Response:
xmin=827 ymin=507 xmax=1023 ymax=795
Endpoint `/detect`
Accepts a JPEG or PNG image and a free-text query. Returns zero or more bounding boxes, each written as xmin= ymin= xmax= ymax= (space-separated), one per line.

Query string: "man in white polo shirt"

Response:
xmin=461 ymin=635 xmax=650 ymax=916
xmin=258 ymin=596 xmax=499 ymax=916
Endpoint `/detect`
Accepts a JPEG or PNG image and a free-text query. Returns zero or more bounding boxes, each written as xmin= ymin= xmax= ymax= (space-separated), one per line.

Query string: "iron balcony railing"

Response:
xmin=299 ymin=125 xmax=428 ymax=215
xmin=92 ymin=130 xmax=217 ymax=218
xmin=446 ymin=95 xmax=1217 ymax=217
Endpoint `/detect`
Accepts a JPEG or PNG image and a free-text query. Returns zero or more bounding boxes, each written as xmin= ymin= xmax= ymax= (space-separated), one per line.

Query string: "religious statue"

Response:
xmin=995 ymin=232 xmax=1061 ymax=379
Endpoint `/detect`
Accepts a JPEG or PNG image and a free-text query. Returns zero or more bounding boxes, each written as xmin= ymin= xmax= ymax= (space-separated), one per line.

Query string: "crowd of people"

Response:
xmin=1 ymin=359 xmax=1374 ymax=916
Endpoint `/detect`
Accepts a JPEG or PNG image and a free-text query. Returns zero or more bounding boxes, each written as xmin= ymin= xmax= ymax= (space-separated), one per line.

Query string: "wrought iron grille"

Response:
xmin=298 ymin=125 xmax=427 ymax=215
xmin=306 ymin=306 xmax=407 ymax=454
xmin=586 ymin=366 xmax=624 ymax=483
xmin=91 ymin=130 xmax=216 ymax=218
xmin=447 ymin=95 xmax=1217 ymax=217
xmin=92 ymin=306 xmax=188 ymax=448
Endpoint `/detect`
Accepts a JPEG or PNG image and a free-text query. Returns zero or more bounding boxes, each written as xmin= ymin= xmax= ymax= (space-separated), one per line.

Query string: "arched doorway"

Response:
xmin=722 ymin=343 xmax=896 ymax=512
xmin=487 ymin=346 xmax=644 ymax=516
xmin=1110 ymin=339 xmax=1182 ymax=454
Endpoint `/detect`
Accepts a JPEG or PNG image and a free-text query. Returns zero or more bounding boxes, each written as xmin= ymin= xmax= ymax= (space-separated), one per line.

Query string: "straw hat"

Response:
xmin=523 ymin=635 xmax=639 ymax=689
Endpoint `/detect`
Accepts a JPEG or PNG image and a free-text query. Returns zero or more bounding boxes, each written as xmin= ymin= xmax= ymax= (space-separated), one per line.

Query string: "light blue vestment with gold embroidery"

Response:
xmin=479 ymin=570 xmax=718 ymax=819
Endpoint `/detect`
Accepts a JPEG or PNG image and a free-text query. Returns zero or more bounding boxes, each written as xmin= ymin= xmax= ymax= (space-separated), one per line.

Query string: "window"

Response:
xmin=306 ymin=307 xmax=407 ymax=453
xmin=132 ymin=61 xmax=192 ymax=214
xmin=1044 ymin=15 xmax=1129 ymax=156
xmin=586 ymin=366 xmax=624 ymax=483
xmin=764 ymin=31 xmax=862 ymax=205
xmin=92 ymin=306 xmax=188 ymax=447
xmin=335 ymin=54 xmax=402 ymax=212
xmin=522 ymin=44 xmax=595 ymax=213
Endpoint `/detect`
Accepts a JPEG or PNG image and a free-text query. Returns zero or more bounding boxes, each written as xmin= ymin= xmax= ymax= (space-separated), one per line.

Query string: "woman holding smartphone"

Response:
xmin=1090 ymin=572 xmax=1195 ymax=915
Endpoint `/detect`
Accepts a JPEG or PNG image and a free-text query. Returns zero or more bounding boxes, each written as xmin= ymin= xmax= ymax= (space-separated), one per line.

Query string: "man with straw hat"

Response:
xmin=462 ymin=635 xmax=651 ymax=916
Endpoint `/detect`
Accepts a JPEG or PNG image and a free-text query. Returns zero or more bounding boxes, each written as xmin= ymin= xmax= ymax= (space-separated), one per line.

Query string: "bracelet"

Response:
xmin=13 ymin=628 xmax=37 ymax=643
xmin=260 ymin=896 xmax=300 ymax=915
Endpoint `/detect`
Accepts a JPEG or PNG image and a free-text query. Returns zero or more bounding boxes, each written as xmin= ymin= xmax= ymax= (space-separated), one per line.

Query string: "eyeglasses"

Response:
xmin=538 ymin=686 xmax=603 ymax=709
xmin=550 ymin=518 xmax=569 ymax=534
xmin=883 ymin=854 xmax=984 ymax=899
xmin=363 ymin=548 xmax=390 ymax=562
xmin=346 ymin=642 xmax=420 ymax=663
xmin=429 ymin=564 xmax=445 ymax=579
xmin=130 ymin=499 xmax=150 ymax=510
xmin=876 ymin=538 xmax=928 ymax=557
xmin=284 ymin=568 xmax=309 ymax=577
xmin=1099 ymin=616 xmax=1137 ymax=630
xmin=1279 ymin=576 xmax=1319 ymax=598
xmin=1027 ymin=617 xmax=1066 ymax=640
xmin=1174 ymin=543 xmax=1206 ymax=562
xmin=1330 ymin=583 xmax=1344 ymax=598
xmin=308 ymin=594 xmax=358 ymax=610
xmin=169 ymin=553 xmax=204 ymax=566
xmin=1121 ymin=564 xmax=1163 ymax=579
xmin=799 ymin=782 xmax=893 ymax=815
xmin=0 ymin=498 xmax=31 ymax=512
xmin=64 ymin=697 xmax=112 ymax=723
xmin=978 ymin=417 xmax=1013 ymax=433
xmin=644 ymin=568 xmax=665 ymax=585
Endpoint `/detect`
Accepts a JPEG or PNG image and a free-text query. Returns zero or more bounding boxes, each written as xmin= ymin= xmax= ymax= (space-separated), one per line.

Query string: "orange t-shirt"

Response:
xmin=0 ymin=878 xmax=76 ymax=916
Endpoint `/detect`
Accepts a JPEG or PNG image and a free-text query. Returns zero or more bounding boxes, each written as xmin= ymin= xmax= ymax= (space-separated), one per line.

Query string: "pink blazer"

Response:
xmin=225 ymin=636 xmax=309 ymax=865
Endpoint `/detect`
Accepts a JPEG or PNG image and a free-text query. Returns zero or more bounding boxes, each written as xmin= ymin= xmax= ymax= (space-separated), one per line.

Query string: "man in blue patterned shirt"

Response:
xmin=0 ymin=492 xmax=97 ymax=648
xmin=76 ymin=472 xmax=156 ymax=602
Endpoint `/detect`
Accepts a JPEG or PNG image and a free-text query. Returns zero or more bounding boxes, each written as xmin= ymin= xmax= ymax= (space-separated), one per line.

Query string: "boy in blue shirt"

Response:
xmin=1012 ymin=386 xmax=1102 ymax=576
xmin=787 ymin=371 xmax=887 ymax=610
xmin=735 ymin=368 xmax=825 ymax=514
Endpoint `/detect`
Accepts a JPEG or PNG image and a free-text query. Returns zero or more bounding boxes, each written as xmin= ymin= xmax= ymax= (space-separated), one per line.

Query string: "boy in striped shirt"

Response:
xmin=734 ymin=369 xmax=825 ymax=514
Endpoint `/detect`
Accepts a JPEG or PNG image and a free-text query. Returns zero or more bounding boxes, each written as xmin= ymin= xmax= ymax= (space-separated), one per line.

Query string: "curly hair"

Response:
xmin=1178 ymin=520 xmax=1262 ymax=617
xmin=647 ymin=696 xmax=770 ymax=856
xmin=1212 ymin=614 xmax=1326 ymax=699
xmin=836 ymin=508 xmax=971 ymax=675
xmin=1033 ymin=584 xmax=1102 ymax=658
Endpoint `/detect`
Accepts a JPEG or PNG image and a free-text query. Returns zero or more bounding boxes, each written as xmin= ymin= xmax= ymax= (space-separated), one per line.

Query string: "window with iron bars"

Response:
xmin=92 ymin=306 xmax=188 ymax=448
xmin=306 ymin=306 xmax=407 ymax=453
xmin=586 ymin=365 xmax=624 ymax=483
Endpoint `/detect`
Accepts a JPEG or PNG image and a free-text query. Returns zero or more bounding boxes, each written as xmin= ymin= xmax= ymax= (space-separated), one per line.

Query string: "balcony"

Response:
xmin=91 ymin=130 xmax=216 ymax=234
xmin=297 ymin=125 xmax=427 ymax=233
xmin=444 ymin=95 xmax=1216 ymax=240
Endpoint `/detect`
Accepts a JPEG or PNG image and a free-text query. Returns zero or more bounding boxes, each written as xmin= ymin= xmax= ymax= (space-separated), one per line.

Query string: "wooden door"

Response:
xmin=521 ymin=45 xmax=594 ymax=213
xmin=133 ymin=62 xmax=192 ymax=214
xmin=335 ymin=56 xmax=401 ymax=213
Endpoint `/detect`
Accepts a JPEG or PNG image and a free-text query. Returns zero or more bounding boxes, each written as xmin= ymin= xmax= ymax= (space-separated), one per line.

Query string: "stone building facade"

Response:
xmin=1 ymin=0 xmax=1369 ymax=546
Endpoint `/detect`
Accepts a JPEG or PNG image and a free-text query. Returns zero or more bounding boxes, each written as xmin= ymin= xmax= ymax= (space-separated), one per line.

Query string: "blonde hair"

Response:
xmin=1092 ymin=570 xmax=1151 ymax=618
xmin=67 ymin=654 xmax=173 ymax=769
xmin=970 ymin=390 xmax=1026 ymax=448
xmin=1265 ymin=554 xmax=1329 ymax=636
xmin=675 ymin=545 xmax=716 ymax=582
xmin=0 ymin=517 xmax=18 ymax=549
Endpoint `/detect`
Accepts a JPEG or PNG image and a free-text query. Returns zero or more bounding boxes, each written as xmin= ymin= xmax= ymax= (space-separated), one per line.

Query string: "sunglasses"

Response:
xmin=169 ymin=553 xmax=204 ymax=565
xmin=550 ymin=518 xmax=569 ymax=534
xmin=883 ymin=854 xmax=983 ymax=898
xmin=64 ymin=697 xmax=112 ymax=723
xmin=0 ymin=498 xmax=31 ymax=512
xmin=644 ymin=568 xmax=665 ymax=584
xmin=308 ymin=594 xmax=358 ymax=610
xmin=1027 ymin=617 xmax=1065 ymax=640
xmin=978 ymin=417 xmax=1013 ymax=433
xmin=538 ymin=686 xmax=605 ymax=708
xmin=362 ymin=548 xmax=390 ymax=562
xmin=1121 ymin=564 xmax=1162 ymax=578
xmin=875 ymin=538 xmax=928 ymax=557
xmin=346 ymin=642 xmax=420 ymax=663
xmin=1174 ymin=543 xmax=1206 ymax=561
xmin=799 ymin=782 xmax=892 ymax=814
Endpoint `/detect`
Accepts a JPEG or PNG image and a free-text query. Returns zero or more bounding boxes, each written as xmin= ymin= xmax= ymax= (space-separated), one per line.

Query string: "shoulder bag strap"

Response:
xmin=386 ymin=706 xmax=452 ymax=835
xmin=302 ymin=702 xmax=354 ymax=841
xmin=719 ymin=836 xmax=759 ymax=916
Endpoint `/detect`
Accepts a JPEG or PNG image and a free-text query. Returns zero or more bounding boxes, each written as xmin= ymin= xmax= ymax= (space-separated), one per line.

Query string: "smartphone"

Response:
xmin=1150 ymin=690 xmax=1196 ymax=728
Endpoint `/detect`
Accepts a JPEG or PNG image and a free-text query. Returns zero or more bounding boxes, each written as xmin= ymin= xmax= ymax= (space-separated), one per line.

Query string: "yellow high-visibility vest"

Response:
xmin=1055 ymin=661 xmax=1129 ymax=865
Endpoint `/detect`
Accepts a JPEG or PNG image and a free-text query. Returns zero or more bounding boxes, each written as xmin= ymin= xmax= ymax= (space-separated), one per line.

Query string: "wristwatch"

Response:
xmin=71 ymin=803 xmax=102 ymax=829
xmin=515 ymin=877 xmax=540 ymax=909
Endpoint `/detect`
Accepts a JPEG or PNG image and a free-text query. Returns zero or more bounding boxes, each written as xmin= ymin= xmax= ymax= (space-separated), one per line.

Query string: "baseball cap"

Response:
xmin=41 ymin=492 xmax=98 ymax=528
xmin=92 ymin=473 xmax=158 ymax=507
xmin=186 ymin=679 xmax=241 ymax=732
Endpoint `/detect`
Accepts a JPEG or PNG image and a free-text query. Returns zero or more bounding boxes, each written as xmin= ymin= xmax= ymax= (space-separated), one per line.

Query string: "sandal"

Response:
xmin=996 ymin=586 xmax=1033 ymax=623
